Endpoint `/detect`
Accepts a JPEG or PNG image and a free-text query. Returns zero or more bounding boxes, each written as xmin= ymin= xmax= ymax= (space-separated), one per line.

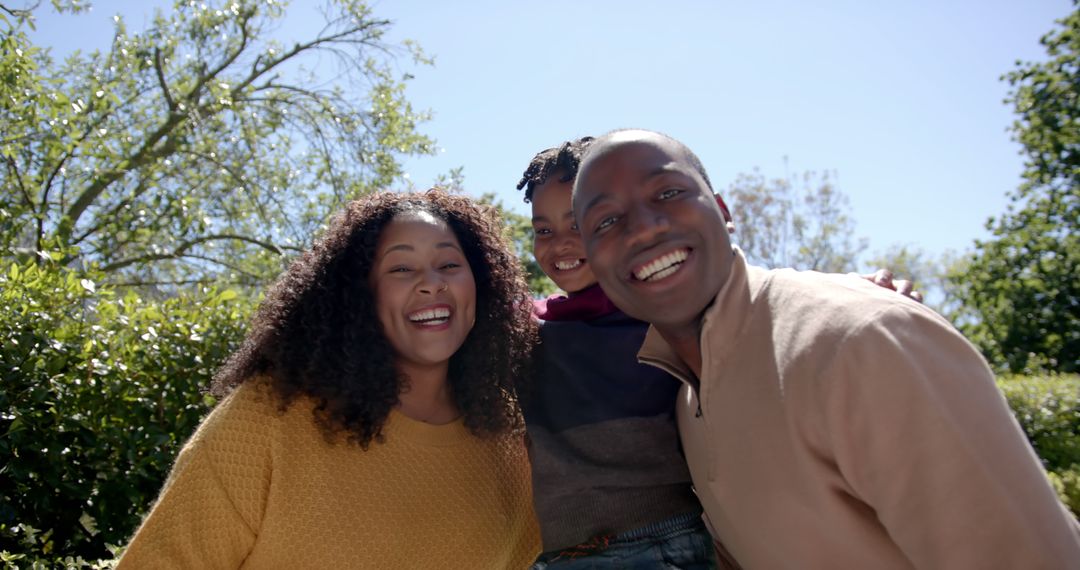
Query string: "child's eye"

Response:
xmin=658 ymin=188 xmax=683 ymax=200
xmin=389 ymin=266 xmax=411 ymax=273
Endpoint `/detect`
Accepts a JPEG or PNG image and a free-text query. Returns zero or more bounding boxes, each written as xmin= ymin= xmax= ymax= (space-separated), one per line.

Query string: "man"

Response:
xmin=571 ymin=128 xmax=1080 ymax=568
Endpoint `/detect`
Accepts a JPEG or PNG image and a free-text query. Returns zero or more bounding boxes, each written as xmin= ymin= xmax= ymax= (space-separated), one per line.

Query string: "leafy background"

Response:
xmin=1 ymin=0 xmax=1077 ymax=567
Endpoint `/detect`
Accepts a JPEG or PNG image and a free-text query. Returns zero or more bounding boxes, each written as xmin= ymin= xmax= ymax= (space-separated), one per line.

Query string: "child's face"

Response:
xmin=530 ymin=175 xmax=598 ymax=294
xmin=370 ymin=211 xmax=477 ymax=373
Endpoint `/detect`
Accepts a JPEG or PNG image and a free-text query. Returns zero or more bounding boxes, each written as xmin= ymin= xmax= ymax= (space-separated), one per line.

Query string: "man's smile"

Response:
xmin=632 ymin=248 xmax=690 ymax=282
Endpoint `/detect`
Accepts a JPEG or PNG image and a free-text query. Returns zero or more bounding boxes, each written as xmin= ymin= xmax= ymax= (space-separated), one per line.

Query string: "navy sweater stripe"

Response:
xmin=523 ymin=310 xmax=701 ymax=551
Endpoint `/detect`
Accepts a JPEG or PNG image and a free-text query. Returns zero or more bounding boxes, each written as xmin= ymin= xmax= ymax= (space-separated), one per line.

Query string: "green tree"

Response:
xmin=726 ymin=167 xmax=867 ymax=272
xmin=950 ymin=2 xmax=1079 ymax=373
xmin=1 ymin=0 xmax=434 ymax=287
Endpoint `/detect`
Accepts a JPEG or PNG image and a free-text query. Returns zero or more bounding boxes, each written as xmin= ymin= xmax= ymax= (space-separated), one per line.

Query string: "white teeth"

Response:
xmin=411 ymin=317 xmax=448 ymax=325
xmin=649 ymin=265 xmax=680 ymax=281
xmin=554 ymin=259 xmax=583 ymax=271
xmin=409 ymin=307 xmax=451 ymax=322
xmin=634 ymin=249 xmax=688 ymax=281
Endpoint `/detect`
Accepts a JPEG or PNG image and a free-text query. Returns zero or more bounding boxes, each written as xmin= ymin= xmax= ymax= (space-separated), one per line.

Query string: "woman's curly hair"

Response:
xmin=213 ymin=189 xmax=538 ymax=448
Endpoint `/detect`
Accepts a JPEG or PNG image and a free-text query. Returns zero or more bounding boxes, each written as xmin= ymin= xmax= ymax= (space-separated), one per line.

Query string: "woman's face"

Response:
xmin=369 ymin=211 xmax=477 ymax=374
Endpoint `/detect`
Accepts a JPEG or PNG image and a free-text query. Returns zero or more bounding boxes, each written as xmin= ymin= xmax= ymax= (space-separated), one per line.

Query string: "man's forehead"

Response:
xmin=596 ymin=130 xmax=673 ymax=152
xmin=603 ymin=128 xmax=668 ymax=146
xmin=583 ymin=139 xmax=690 ymax=182
xmin=577 ymin=144 xmax=689 ymax=212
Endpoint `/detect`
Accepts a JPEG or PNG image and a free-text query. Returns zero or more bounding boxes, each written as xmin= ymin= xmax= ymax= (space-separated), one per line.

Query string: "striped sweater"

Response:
xmin=523 ymin=286 xmax=701 ymax=551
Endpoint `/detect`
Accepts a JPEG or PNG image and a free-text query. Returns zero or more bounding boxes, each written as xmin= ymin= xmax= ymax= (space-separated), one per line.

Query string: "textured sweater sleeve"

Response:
xmin=820 ymin=304 xmax=1080 ymax=568
xmin=116 ymin=383 xmax=274 ymax=569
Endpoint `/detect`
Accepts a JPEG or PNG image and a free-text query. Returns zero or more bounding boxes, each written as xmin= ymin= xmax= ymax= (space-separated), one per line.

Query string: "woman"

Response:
xmin=117 ymin=190 xmax=541 ymax=568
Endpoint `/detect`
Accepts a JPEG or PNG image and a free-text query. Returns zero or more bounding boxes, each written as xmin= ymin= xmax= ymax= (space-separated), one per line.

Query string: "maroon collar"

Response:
xmin=533 ymin=284 xmax=620 ymax=321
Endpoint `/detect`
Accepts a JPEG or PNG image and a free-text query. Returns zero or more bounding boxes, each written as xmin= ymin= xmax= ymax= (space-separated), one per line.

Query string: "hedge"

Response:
xmin=1 ymin=260 xmax=1077 ymax=568
xmin=0 ymin=260 xmax=251 ymax=566
xmin=997 ymin=374 xmax=1080 ymax=515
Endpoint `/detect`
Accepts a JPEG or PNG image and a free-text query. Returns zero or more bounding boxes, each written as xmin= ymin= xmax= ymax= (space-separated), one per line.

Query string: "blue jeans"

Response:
xmin=530 ymin=512 xmax=717 ymax=569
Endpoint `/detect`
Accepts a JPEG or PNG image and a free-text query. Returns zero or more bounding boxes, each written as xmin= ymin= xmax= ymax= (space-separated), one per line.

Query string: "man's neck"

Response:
xmin=656 ymin=320 xmax=704 ymax=387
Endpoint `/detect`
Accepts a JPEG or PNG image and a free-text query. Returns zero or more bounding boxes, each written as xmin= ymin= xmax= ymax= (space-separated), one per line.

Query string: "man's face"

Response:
xmin=530 ymin=176 xmax=598 ymax=293
xmin=573 ymin=132 xmax=732 ymax=330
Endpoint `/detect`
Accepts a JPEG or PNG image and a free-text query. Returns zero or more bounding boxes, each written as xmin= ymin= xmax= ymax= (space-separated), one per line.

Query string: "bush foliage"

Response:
xmin=1 ymin=260 xmax=1078 ymax=568
xmin=997 ymin=374 xmax=1080 ymax=516
xmin=0 ymin=259 xmax=252 ymax=565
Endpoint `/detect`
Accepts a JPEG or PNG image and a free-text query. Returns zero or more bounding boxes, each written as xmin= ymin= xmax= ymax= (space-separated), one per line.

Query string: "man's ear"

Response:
xmin=715 ymin=194 xmax=735 ymax=234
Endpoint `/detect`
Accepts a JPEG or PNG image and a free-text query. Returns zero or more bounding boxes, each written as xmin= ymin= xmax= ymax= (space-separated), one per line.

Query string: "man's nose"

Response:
xmin=625 ymin=204 xmax=670 ymax=248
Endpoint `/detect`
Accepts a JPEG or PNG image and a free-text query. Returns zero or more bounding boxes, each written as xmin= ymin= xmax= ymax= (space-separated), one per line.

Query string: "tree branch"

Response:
xmin=99 ymin=232 xmax=286 ymax=272
xmin=228 ymin=17 xmax=389 ymax=98
xmin=0 ymin=2 xmax=38 ymax=20
xmin=153 ymin=47 xmax=176 ymax=110
xmin=109 ymin=276 xmax=218 ymax=288
xmin=178 ymin=252 xmax=261 ymax=279
xmin=64 ymin=113 xmax=183 ymax=230
xmin=69 ymin=175 xmax=151 ymax=245
xmin=4 ymin=155 xmax=35 ymax=212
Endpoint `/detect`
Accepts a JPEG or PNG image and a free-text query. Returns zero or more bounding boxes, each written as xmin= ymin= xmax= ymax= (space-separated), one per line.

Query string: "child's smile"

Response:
xmin=530 ymin=176 xmax=599 ymax=294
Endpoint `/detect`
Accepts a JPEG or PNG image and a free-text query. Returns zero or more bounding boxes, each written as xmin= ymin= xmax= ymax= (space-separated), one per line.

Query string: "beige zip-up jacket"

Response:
xmin=639 ymin=248 xmax=1080 ymax=569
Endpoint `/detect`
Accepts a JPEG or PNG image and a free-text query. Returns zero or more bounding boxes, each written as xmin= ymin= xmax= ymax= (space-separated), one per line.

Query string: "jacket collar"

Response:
xmin=637 ymin=247 xmax=757 ymax=390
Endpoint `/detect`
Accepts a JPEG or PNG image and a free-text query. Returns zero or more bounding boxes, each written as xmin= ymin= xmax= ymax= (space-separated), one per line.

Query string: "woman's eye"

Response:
xmin=389 ymin=266 xmax=411 ymax=273
xmin=440 ymin=262 xmax=462 ymax=270
xmin=658 ymin=188 xmax=683 ymax=200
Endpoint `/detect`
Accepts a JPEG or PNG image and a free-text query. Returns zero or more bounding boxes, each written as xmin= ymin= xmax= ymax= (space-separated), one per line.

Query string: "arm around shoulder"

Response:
xmin=116 ymin=383 xmax=275 ymax=569
xmin=821 ymin=304 xmax=1080 ymax=568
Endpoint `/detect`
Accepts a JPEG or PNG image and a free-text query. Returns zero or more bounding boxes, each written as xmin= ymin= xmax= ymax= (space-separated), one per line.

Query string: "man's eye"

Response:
xmin=658 ymin=188 xmax=683 ymax=200
xmin=595 ymin=216 xmax=617 ymax=232
xmin=534 ymin=228 xmax=552 ymax=236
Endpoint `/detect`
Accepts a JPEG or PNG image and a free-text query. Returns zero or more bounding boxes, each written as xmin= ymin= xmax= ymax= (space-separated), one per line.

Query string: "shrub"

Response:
xmin=997 ymin=373 xmax=1080 ymax=516
xmin=0 ymin=259 xmax=252 ymax=563
xmin=2 ymin=256 xmax=1077 ymax=564
xmin=1047 ymin=468 xmax=1080 ymax=518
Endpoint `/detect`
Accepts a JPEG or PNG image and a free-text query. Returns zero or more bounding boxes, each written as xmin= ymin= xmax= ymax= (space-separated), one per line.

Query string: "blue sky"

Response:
xmin=34 ymin=0 xmax=1073 ymax=267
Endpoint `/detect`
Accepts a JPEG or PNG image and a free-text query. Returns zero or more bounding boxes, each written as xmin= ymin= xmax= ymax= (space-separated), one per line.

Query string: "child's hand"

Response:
xmin=859 ymin=268 xmax=924 ymax=303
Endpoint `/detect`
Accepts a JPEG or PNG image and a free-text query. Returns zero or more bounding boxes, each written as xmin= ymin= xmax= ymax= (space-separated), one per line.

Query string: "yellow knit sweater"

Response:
xmin=116 ymin=381 xmax=541 ymax=569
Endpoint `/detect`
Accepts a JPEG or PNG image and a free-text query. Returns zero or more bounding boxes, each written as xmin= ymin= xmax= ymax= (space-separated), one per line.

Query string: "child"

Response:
xmin=518 ymin=137 xmax=718 ymax=568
